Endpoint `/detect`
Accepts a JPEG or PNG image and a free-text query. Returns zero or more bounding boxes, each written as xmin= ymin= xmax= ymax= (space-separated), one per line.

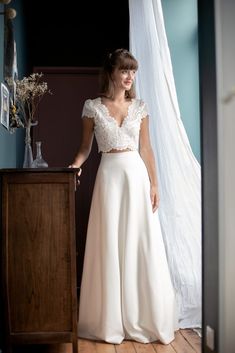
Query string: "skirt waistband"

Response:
xmin=101 ymin=150 xmax=139 ymax=159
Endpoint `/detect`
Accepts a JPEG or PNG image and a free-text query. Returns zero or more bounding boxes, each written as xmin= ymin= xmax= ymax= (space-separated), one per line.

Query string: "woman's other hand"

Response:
xmin=150 ymin=184 xmax=160 ymax=213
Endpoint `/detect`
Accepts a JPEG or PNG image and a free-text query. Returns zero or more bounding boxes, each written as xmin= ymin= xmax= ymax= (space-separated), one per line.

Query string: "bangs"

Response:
xmin=117 ymin=56 xmax=138 ymax=71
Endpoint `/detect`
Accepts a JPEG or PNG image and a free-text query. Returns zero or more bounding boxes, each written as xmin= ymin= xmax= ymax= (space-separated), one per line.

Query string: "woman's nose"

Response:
xmin=128 ymin=70 xmax=135 ymax=79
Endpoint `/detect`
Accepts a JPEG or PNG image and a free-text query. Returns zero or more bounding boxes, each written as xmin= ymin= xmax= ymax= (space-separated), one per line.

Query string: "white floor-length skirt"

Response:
xmin=78 ymin=151 xmax=179 ymax=344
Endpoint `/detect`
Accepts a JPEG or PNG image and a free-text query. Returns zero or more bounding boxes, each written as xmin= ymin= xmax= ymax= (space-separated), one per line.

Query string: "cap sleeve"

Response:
xmin=140 ymin=99 xmax=149 ymax=119
xmin=81 ymin=99 xmax=95 ymax=119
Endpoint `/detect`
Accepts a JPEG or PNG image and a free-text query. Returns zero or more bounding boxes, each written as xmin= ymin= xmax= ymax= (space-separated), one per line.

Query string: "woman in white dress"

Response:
xmin=70 ymin=48 xmax=179 ymax=344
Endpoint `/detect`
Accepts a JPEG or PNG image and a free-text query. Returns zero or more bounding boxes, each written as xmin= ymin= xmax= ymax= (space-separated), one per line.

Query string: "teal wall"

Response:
xmin=0 ymin=0 xmax=27 ymax=168
xmin=162 ymin=0 xmax=201 ymax=163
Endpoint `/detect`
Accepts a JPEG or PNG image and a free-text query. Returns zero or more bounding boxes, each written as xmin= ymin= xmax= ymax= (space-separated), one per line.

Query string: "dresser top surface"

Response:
xmin=0 ymin=168 xmax=80 ymax=173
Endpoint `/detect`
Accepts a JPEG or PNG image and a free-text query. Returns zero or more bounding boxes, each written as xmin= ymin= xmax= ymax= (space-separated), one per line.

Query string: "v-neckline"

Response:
xmin=98 ymin=97 xmax=134 ymax=128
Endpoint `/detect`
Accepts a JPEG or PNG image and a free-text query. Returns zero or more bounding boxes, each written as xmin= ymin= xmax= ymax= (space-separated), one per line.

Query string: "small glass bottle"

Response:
xmin=32 ymin=141 xmax=48 ymax=168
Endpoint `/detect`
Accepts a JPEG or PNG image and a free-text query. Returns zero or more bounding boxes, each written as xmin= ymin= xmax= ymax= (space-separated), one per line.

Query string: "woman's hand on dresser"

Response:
xmin=68 ymin=165 xmax=82 ymax=186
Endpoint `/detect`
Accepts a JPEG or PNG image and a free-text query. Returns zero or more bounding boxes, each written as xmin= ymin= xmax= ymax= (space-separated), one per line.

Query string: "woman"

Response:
xmin=70 ymin=48 xmax=179 ymax=344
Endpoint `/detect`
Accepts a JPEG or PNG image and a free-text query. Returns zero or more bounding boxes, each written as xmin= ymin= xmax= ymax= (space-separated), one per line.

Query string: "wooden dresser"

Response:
xmin=0 ymin=169 xmax=79 ymax=353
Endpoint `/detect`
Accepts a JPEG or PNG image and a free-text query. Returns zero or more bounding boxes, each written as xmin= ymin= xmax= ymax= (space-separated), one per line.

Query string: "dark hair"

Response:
xmin=99 ymin=48 xmax=138 ymax=99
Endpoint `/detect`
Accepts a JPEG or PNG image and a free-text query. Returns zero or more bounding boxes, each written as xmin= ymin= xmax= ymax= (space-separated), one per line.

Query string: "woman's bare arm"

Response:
xmin=139 ymin=116 xmax=160 ymax=212
xmin=70 ymin=117 xmax=94 ymax=168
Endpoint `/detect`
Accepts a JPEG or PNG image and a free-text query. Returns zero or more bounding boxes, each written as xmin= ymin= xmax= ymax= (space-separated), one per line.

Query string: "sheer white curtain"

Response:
xmin=129 ymin=0 xmax=201 ymax=329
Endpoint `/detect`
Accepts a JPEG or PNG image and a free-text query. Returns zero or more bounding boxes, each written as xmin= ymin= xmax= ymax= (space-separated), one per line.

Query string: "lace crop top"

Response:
xmin=81 ymin=97 xmax=148 ymax=153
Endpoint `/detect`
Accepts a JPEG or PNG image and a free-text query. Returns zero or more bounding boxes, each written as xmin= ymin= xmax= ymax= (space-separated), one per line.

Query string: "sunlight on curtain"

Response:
xmin=129 ymin=0 xmax=201 ymax=328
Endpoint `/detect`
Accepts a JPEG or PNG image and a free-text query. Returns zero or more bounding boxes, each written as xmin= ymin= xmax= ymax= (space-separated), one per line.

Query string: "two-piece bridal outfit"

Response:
xmin=77 ymin=97 xmax=179 ymax=344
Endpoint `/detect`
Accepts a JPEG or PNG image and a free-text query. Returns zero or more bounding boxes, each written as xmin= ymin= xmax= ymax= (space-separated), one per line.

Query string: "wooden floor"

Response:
xmin=13 ymin=329 xmax=201 ymax=353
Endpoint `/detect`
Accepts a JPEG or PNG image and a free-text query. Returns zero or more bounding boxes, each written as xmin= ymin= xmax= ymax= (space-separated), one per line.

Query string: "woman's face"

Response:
xmin=111 ymin=68 xmax=136 ymax=91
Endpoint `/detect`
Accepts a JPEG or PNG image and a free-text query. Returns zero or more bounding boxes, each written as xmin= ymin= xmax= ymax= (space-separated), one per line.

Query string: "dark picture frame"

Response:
xmin=0 ymin=83 xmax=10 ymax=131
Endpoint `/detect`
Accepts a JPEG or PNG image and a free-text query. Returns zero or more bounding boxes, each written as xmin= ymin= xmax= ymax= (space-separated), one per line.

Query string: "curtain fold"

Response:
xmin=129 ymin=0 xmax=201 ymax=328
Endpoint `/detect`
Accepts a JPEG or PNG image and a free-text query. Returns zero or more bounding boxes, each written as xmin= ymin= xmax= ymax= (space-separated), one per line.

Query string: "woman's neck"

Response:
xmin=105 ymin=90 xmax=127 ymax=103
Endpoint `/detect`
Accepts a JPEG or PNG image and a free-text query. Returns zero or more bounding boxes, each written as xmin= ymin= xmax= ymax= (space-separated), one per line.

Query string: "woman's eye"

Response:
xmin=121 ymin=70 xmax=135 ymax=75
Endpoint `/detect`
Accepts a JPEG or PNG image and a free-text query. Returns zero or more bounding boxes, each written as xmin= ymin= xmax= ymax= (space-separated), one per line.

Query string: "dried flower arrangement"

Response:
xmin=7 ymin=72 xmax=52 ymax=132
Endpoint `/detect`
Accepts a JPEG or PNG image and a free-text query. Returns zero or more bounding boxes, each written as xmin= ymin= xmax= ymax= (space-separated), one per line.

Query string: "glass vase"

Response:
xmin=32 ymin=141 xmax=48 ymax=168
xmin=23 ymin=125 xmax=33 ymax=168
